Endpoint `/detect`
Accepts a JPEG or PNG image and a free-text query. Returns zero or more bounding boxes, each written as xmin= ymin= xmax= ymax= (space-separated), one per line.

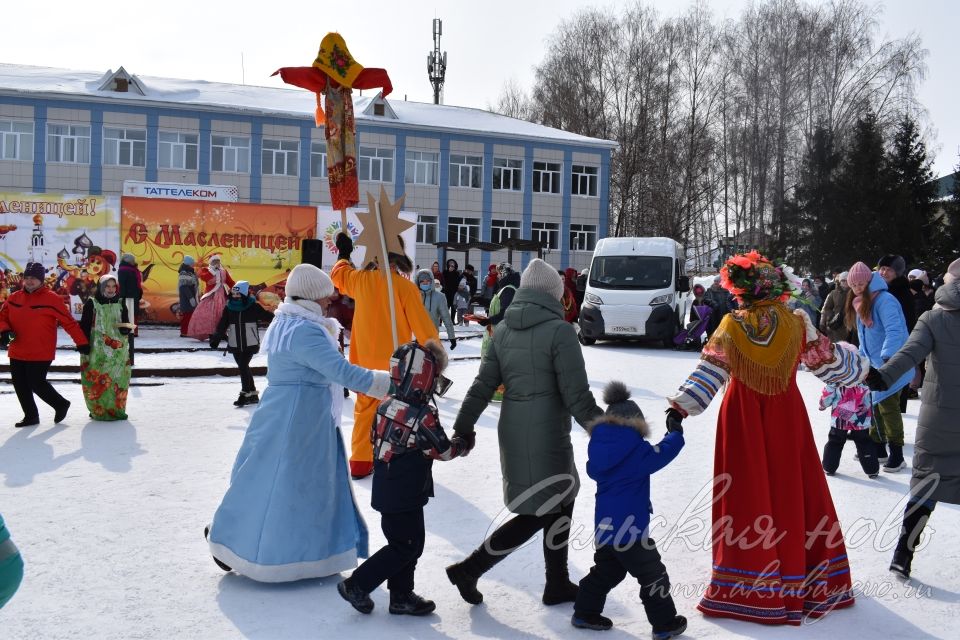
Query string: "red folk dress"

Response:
xmin=670 ymin=303 xmax=861 ymax=625
xmin=186 ymin=265 xmax=234 ymax=340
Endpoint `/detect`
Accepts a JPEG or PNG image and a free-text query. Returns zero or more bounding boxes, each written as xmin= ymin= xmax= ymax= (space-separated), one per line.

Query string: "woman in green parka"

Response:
xmin=447 ymin=258 xmax=603 ymax=607
xmin=78 ymin=274 xmax=133 ymax=421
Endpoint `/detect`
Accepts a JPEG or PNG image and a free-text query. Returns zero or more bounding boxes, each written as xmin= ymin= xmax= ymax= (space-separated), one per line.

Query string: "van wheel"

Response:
xmin=579 ymin=334 xmax=596 ymax=346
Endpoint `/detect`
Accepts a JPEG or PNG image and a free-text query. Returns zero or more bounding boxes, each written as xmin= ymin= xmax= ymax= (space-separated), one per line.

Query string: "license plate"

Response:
xmin=610 ymin=325 xmax=637 ymax=333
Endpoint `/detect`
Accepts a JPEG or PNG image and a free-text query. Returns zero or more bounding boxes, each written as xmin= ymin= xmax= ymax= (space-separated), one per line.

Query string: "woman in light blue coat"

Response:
xmin=845 ymin=263 xmax=912 ymax=472
xmin=207 ymin=264 xmax=391 ymax=582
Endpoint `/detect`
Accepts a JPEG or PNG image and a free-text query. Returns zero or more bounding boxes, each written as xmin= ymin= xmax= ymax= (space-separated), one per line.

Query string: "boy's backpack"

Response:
xmin=372 ymin=342 xmax=449 ymax=463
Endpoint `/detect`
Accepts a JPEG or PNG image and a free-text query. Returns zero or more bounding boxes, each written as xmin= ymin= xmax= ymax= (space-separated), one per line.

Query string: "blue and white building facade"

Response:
xmin=0 ymin=64 xmax=616 ymax=272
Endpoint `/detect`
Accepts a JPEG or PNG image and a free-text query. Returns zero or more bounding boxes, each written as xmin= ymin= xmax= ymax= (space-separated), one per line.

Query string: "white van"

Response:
xmin=577 ymin=237 xmax=690 ymax=346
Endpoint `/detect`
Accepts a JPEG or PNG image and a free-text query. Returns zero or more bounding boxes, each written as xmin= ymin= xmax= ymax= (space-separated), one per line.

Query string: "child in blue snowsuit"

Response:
xmin=572 ymin=381 xmax=687 ymax=640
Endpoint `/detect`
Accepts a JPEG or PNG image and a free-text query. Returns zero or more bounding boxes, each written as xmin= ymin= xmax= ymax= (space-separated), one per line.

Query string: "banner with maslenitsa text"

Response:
xmin=121 ymin=197 xmax=316 ymax=323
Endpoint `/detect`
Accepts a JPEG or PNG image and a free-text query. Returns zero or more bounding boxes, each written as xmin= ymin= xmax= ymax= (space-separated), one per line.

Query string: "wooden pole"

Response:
xmin=340 ymin=208 xmax=349 ymax=237
xmin=374 ymin=200 xmax=399 ymax=350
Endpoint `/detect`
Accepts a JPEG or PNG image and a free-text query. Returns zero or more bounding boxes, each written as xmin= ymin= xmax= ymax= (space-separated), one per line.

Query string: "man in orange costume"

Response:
xmin=331 ymin=233 xmax=439 ymax=479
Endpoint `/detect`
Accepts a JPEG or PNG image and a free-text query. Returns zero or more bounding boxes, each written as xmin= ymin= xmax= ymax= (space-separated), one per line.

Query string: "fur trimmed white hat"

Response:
xmin=520 ymin=258 xmax=565 ymax=301
xmin=285 ymin=263 xmax=334 ymax=300
xmin=945 ymin=258 xmax=960 ymax=285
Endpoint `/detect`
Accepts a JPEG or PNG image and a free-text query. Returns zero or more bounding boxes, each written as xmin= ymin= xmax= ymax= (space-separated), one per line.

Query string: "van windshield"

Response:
xmin=589 ymin=255 xmax=673 ymax=290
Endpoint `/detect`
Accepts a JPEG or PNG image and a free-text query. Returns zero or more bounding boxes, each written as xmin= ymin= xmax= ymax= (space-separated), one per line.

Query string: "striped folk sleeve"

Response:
xmin=667 ymin=358 xmax=730 ymax=417
xmin=801 ymin=333 xmax=868 ymax=387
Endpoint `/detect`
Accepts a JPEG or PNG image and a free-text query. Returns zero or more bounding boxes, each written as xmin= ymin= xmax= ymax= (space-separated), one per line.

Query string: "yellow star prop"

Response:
xmin=354 ymin=186 xmax=413 ymax=269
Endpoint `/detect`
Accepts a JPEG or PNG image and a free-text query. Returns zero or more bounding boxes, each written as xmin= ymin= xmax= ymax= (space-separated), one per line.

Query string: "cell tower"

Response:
xmin=427 ymin=18 xmax=447 ymax=105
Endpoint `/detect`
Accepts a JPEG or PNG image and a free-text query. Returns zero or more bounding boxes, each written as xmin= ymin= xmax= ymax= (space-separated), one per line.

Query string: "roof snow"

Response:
xmin=0 ymin=63 xmax=616 ymax=149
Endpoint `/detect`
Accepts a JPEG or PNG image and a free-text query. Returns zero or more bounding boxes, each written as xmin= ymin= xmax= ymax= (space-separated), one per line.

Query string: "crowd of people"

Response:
xmin=1 ymin=242 xmax=957 ymax=637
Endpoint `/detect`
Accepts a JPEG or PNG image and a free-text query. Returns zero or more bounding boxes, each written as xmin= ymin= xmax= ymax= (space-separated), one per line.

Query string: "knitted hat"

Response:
xmin=120 ymin=253 xmax=136 ymax=265
xmin=602 ymin=381 xmax=644 ymax=421
xmin=945 ymin=258 xmax=960 ymax=285
xmin=520 ymin=258 xmax=564 ymax=301
xmin=876 ymin=254 xmax=906 ymax=277
xmin=285 ymin=263 xmax=334 ymax=300
xmin=182 ymin=255 xmax=196 ymax=267
xmin=907 ymin=268 xmax=929 ymax=285
xmin=232 ymin=281 xmax=250 ymax=296
xmin=847 ymin=262 xmax=872 ymax=288
xmin=23 ymin=262 xmax=45 ymax=280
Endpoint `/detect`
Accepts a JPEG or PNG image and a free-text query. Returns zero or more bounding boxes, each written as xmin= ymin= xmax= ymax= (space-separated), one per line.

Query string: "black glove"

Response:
xmin=209 ymin=334 xmax=222 ymax=349
xmin=335 ymin=232 xmax=353 ymax=261
xmin=449 ymin=338 xmax=457 ymax=350
xmin=452 ymin=431 xmax=476 ymax=456
xmin=76 ymin=343 xmax=91 ymax=355
xmin=665 ymin=408 xmax=684 ymax=435
xmin=476 ymin=317 xmax=490 ymax=327
xmin=865 ymin=367 xmax=888 ymax=391
xmin=0 ymin=331 xmax=10 ymax=349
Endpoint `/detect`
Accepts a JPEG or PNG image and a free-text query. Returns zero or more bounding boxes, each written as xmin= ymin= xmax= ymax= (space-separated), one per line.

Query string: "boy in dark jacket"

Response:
xmin=338 ymin=340 xmax=470 ymax=616
xmin=209 ymin=281 xmax=274 ymax=406
xmin=573 ymin=381 xmax=687 ymax=639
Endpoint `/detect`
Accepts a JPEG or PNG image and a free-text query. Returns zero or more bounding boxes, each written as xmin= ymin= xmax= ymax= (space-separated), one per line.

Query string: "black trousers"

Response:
xmin=10 ymin=359 xmax=66 ymax=420
xmin=473 ymin=500 xmax=575 ymax=581
xmin=822 ymin=427 xmax=879 ymax=475
xmin=233 ymin=351 xmax=255 ymax=392
xmin=351 ymin=508 xmax=425 ymax=595
xmin=575 ymin=540 xmax=677 ymax=629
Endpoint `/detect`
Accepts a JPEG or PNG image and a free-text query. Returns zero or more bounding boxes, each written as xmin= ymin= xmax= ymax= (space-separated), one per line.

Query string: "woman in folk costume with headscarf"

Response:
xmin=667 ymin=252 xmax=869 ymax=625
xmin=186 ymin=255 xmax=235 ymax=340
xmin=78 ymin=274 xmax=133 ymax=421
xmin=206 ymin=264 xmax=392 ymax=582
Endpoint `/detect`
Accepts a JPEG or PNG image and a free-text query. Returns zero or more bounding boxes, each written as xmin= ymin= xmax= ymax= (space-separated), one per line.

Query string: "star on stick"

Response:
xmin=354 ymin=186 xmax=413 ymax=270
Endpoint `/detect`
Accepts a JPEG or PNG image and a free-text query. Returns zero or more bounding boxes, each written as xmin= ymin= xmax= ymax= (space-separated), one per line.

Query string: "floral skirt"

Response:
xmin=81 ymin=335 xmax=131 ymax=421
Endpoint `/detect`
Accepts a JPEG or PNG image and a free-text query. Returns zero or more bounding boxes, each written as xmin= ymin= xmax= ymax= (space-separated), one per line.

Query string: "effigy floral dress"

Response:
xmin=80 ymin=295 xmax=131 ymax=420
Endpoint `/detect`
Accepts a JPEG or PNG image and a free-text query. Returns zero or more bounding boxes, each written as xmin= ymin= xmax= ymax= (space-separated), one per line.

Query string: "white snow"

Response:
xmin=0 ymin=63 xmax=616 ymax=149
xmin=0 ymin=328 xmax=955 ymax=639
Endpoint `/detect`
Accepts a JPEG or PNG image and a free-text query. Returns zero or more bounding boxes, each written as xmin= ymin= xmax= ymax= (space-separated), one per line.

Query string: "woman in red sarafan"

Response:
xmin=667 ymin=252 xmax=869 ymax=625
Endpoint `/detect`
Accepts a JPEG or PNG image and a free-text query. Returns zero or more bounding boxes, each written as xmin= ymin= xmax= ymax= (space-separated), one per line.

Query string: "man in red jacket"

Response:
xmin=0 ymin=262 xmax=90 ymax=427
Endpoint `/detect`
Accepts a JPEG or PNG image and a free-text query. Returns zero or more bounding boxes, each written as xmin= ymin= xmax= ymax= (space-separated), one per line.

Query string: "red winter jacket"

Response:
xmin=0 ymin=286 xmax=89 ymax=361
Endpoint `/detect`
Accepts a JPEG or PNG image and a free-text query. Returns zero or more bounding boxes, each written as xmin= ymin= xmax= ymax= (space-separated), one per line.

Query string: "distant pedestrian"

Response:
xmin=209 ymin=281 xmax=274 ymax=407
xmin=117 ymin=253 xmax=143 ymax=365
xmin=178 ymin=256 xmax=199 ymax=337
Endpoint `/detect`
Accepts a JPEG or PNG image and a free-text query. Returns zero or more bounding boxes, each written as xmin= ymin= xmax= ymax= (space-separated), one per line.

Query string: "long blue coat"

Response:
xmin=208 ymin=308 xmax=373 ymax=582
xmin=856 ymin=272 xmax=912 ymax=403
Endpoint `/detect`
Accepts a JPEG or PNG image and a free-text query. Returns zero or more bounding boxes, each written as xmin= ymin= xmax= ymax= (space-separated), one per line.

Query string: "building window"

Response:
xmin=417 ymin=215 xmax=438 ymax=244
xmin=47 ymin=123 xmax=90 ymax=164
xmin=491 ymin=219 xmax=521 ymax=244
xmin=572 ymin=164 xmax=599 ymax=197
xmin=310 ymin=141 xmax=328 ymax=178
xmin=262 ymin=139 xmax=299 ymax=176
xmin=493 ymin=157 xmax=522 ymax=191
xmin=405 ymin=150 xmax=439 ymax=186
xmin=570 ymin=223 xmax=597 ymax=251
xmin=532 ymin=221 xmax=560 ymax=250
xmin=448 ymin=216 xmax=481 ymax=243
xmin=533 ymin=161 xmax=561 ymax=194
xmin=159 ymin=131 xmax=198 ymax=170
xmin=358 ymin=146 xmax=394 ymax=182
xmin=449 ymin=153 xmax=482 ymax=188
xmin=0 ymin=120 xmax=34 ymax=161
xmin=212 ymin=135 xmax=250 ymax=173
xmin=103 ymin=127 xmax=146 ymax=168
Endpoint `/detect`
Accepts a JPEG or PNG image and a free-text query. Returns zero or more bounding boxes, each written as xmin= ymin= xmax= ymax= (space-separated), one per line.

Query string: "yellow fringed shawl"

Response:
xmin=704 ymin=301 xmax=804 ymax=395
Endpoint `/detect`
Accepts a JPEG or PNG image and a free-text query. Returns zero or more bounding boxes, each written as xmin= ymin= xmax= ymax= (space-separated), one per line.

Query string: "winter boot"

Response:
xmin=883 ymin=444 xmax=906 ymax=472
xmin=233 ymin=393 xmax=247 ymax=407
xmin=571 ymin=612 xmax=613 ymax=630
xmin=389 ymin=591 xmax=436 ymax=616
xmin=875 ymin=440 xmax=889 ymax=464
xmin=543 ymin=532 xmax=578 ymax=605
xmin=890 ymin=503 xmax=933 ymax=580
xmin=337 ymin=577 xmax=374 ymax=614
xmin=652 ymin=615 xmax=688 ymax=640
xmin=446 ymin=548 xmax=502 ymax=605
xmin=54 ymin=400 xmax=70 ymax=424
xmin=15 ymin=417 xmax=39 ymax=428
xmin=245 ymin=391 xmax=259 ymax=405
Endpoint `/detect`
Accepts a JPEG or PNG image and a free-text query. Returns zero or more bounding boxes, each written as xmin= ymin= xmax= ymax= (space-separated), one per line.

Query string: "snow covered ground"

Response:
xmin=0 ymin=327 xmax=956 ymax=639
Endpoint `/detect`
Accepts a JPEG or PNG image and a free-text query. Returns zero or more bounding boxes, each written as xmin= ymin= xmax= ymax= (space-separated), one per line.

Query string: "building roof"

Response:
xmin=935 ymin=171 xmax=958 ymax=200
xmin=0 ymin=63 xmax=617 ymax=150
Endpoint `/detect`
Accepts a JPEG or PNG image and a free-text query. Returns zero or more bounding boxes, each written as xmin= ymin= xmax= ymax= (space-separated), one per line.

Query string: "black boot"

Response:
xmin=54 ymin=400 xmax=70 ymax=424
xmin=245 ymin=392 xmax=259 ymax=405
xmin=883 ymin=444 xmax=906 ymax=472
xmin=543 ymin=520 xmax=578 ymax=605
xmin=652 ymin=615 xmax=688 ymax=640
xmin=890 ymin=503 xmax=933 ymax=580
xmin=571 ymin=612 xmax=613 ymax=630
xmin=389 ymin=591 xmax=436 ymax=616
xmin=337 ymin=577 xmax=374 ymax=614
xmin=233 ymin=393 xmax=247 ymax=407
xmin=875 ymin=440 xmax=889 ymax=464
xmin=446 ymin=548 xmax=501 ymax=605
xmin=15 ymin=417 xmax=40 ymax=428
